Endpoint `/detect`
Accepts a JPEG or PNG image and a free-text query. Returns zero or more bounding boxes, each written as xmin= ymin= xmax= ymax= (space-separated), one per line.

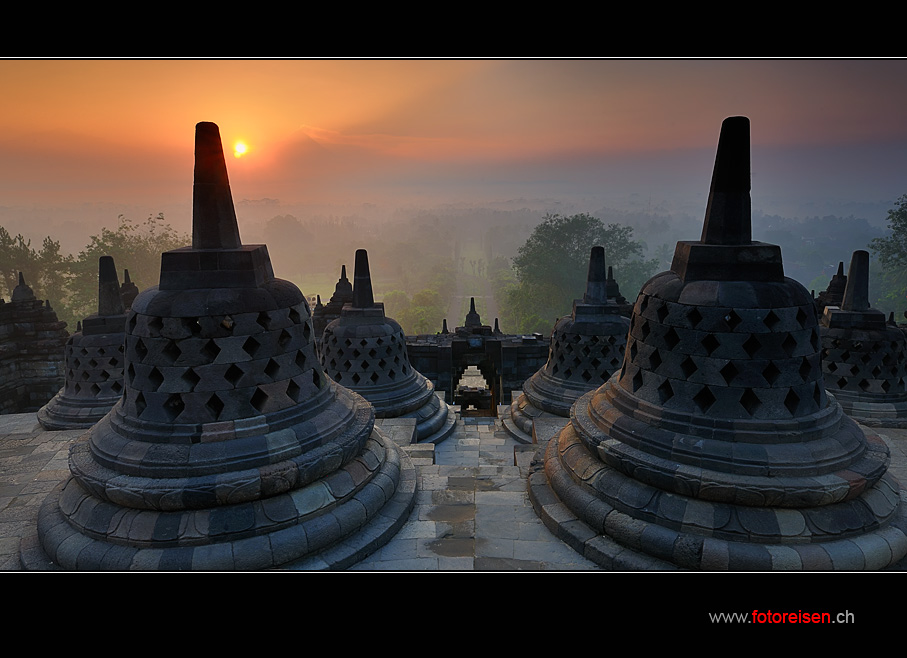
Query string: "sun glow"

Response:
xmin=234 ymin=141 xmax=248 ymax=158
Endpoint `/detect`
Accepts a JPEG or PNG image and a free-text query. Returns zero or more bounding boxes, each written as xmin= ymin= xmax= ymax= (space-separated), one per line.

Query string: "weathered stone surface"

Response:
xmin=321 ymin=249 xmax=455 ymax=444
xmin=27 ymin=122 xmax=414 ymax=571
xmin=532 ymin=116 xmax=907 ymax=570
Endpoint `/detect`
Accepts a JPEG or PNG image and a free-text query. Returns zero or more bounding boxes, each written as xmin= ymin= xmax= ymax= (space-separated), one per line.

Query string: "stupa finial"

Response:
xmin=583 ymin=246 xmax=606 ymax=304
xmin=97 ymin=256 xmax=125 ymax=317
xmin=352 ymin=249 xmax=375 ymax=308
xmin=841 ymin=250 xmax=871 ymax=312
xmin=192 ymin=121 xmax=241 ymax=250
xmin=700 ymin=116 xmax=752 ymax=246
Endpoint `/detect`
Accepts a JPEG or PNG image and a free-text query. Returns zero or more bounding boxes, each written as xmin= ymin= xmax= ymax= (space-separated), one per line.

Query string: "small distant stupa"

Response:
xmin=37 ymin=256 xmax=127 ymax=430
xmin=320 ymin=249 xmax=456 ymax=443
xmin=507 ymin=246 xmax=630 ymax=442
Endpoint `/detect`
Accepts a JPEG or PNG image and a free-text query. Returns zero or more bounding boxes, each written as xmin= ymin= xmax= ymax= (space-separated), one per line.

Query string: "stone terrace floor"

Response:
xmin=3 ymin=408 xmax=907 ymax=572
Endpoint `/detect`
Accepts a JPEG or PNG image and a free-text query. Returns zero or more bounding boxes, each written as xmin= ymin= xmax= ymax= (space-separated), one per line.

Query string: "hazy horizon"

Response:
xmin=1 ymin=58 xmax=906 ymax=253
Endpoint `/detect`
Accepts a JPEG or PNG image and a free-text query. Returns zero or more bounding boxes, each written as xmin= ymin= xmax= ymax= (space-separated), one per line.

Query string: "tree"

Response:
xmin=869 ymin=195 xmax=907 ymax=317
xmin=505 ymin=213 xmax=657 ymax=334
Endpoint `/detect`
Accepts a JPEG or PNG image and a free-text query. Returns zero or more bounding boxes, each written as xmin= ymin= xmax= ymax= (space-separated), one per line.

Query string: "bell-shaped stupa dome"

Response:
xmin=320 ymin=249 xmax=455 ymax=443
xmin=820 ymin=250 xmax=907 ymax=425
xmin=28 ymin=122 xmax=415 ymax=571
xmin=37 ymin=256 xmax=127 ymax=430
xmin=507 ymin=246 xmax=630 ymax=442
xmin=530 ymin=117 xmax=907 ymax=570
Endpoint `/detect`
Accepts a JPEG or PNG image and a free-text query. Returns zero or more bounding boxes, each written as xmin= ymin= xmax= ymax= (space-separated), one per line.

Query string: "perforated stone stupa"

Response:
xmin=820 ymin=250 xmax=907 ymax=426
xmin=529 ymin=116 xmax=907 ymax=570
xmin=320 ymin=249 xmax=455 ymax=443
xmin=26 ymin=122 xmax=415 ymax=571
xmin=37 ymin=256 xmax=127 ymax=430
xmin=0 ymin=273 xmax=68 ymax=415
xmin=507 ymin=246 xmax=630 ymax=442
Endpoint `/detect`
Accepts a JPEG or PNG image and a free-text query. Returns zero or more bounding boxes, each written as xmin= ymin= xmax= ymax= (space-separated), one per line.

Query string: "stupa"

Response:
xmin=26 ymin=122 xmax=415 ymax=571
xmin=816 ymin=261 xmax=847 ymax=313
xmin=507 ymin=246 xmax=630 ymax=443
xmin=529 ymin=116 xmax=907 ymax=570
xmin=320 ymin=249 xmax=455 ymax=443
xmin=819 ymin=250 xmax=907 ymax=426
xmin=0 ymin=272 xmax=68 ymax=414
xmin=312 ymin=264 xmax=353 ymax=351
xmin=119 ymin=269 xmax=139 ymax=309
xmin=37 ymin=256 xmax=127 ymax=430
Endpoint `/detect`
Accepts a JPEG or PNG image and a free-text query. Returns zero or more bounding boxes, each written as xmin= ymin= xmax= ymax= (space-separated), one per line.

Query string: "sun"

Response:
xmin=234 ymin=141 xmax=248 ymax=158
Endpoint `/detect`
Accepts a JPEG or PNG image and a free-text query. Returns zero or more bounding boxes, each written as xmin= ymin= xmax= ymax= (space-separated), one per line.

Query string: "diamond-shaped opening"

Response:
xmin=763 ymin=310 xmax=780 ymax=330
xmin=183 ymin=317 xmax=203 ymax=336
xmin=813 ymin=382 xmax=823 ymax=407
xmin=590 ymin=357 xmax=601 ymax=369
xmin=127 ymin=363 xmax=136 ymax=384
xmin=202 ymin=339 xmax=221 ymax=362
xmin=629 ymin=341 xmax=639 ymax=361
xmin=639 ymin=319 xmax=651 ymax=340
xmin=827 ymin=361 xmax=838 ymax=373
xmin=564 ymin=368 xmax=573 ymax=378
xmin=837 ymin=376 xmax=848 ymax=389
xmin=632 ymin=370 xmax=644 ymax=391
xmin=810 ymin=330 xmax=821 ymax=351
xmin=840 ymin=350 xmax=851 ymax=361
xmin=352 ymin=348 xmax=361 ymax=358
xmin=250 ymin=387 xmax=268 ymax=412
xmin=257 ymin=311 xmax=271 ymax=330
xmin=762 ymin=362 xmax=781 ymax=385
xmin=162 ymin=340 xmax=181 ymax=364
xmin=295 ymin=351 xmax=307 ymax=370
xmin=225 ymin=364 xmax=244 ymax=386
xmin=799 ymin=357 xmax=812 ymax=381
xmin=148 ymin=366 xmax=164 ymax=391
xmin=388 ymin=369 xmax=396 ymax=380
xmin=243 ymin=336 xmax=261 ymax=358
xmin=370 ymin=372 xmax=380 ymax=384
xmin=100 ymin=369 xmax=111 ymax=381
xmin=657 ymin=380 xmax=674 ymax=404
xmin=882 ymin=380 xmax=892 ymax=393
xmin=639 ymin=296 xmax=649 ymax=313
xmin=206 ymin=393 xmax=224 ymax=420
xmin=663 ymin=327 xmax=680 ymax=350
xmin=287 ymin=379 xmax=301 ymax=402
xmin=742 ymin=335 xmax=761 ymax=358
xmin=680 ymin=356 xmax=697 ymax=378
xmin=289 ymin=307 xmax=301 ymax=324
xmin=368 ymin=348 xmax=378 ymax=358
xmin=784 ymin=389 xmax=800 ymax=415
xmin=148 ymin=316 xmax=164 ymax=334
xmin=687 ymin=307 xmax=703 ymax=328
xmin=725 ymin=310 xmax=743 ymax=330
xmin=720 ymin=361 xmax=740 ymax=385
xmin=693 ymin=386 xmax=716 ymax=413
xmin=278 ymin=329 xmax=292 ymax=349
xmin=581 ymin=370 xmax=592 ymax=382
xmin=265 ymin=358 xmax=280 ymax=380
xmin=352 ymin=373 xmax=361 ymax=384
xmin=656 ymin=303 xmax=669 ymax=323
xmin=135 ymin=391 xmax=147 ymax=417
xmin=780 ymin=334 xmax=797 ymax=357
xmin=872 ymin=365 xmax=882 ymax=377
xmin=81 ymin=370 xmax=91 ymax=381
xmin=859 ymin=379 xmax=871 ymax=392
xmin=360 ymin=339 xmax=369 ymax=347
xmin=221 ymin=315 xmax=235 ymax=331
xmin=111 ymin=381 xmax=122 ymax=394
xmin=739 ymin=388 xmax=761 ymax=416
xmin=850 ymin=364 xmax=860 ymax=376
xmin=861 ymin=353 xmax=872 ymax=364
xmin=702 ymin=334 xmax=720 ymax=356
xmin=134 ymin=338 xmax=148 ymax=360
xmin=90 ymin=383 xmax=101 ymax=395
xmin=182 ymin=368 xmax=201 ymax=390
xmin=163 ymin=394 xmax=185 ymax=421
xmin=88 ymin=358 xmax=98 ymax=368
xmin=796 ymin=307 xmax=809 ymax=327
xmin=649 ymin=350 xmax=663 ymax=371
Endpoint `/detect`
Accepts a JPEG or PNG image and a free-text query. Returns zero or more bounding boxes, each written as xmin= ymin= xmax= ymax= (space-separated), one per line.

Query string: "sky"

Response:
xmin=1 ymin=58 xmax=906 ymax=243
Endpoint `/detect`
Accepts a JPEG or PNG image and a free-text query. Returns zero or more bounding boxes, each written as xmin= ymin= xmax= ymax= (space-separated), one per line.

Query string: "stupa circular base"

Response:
xmin=22 ymin=426 xmax=415 ymax=571
xmin=529 ymin=421 xmax=907 ymax=571
xmin=829 ymin=390 xmax=907 ymax=428
xmin=37 ymin=392 xmax=121 ymax=431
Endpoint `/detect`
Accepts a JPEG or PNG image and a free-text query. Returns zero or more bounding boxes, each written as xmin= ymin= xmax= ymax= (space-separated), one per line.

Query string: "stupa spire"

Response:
xmin=97 ymin=256 xmax=124 ymax=317
xmin=841 ymin=250 xmax=871 ymax=312
xmin=192 ymin=121 xmax=241 ymax=250
xmin=583 ymin=246 xmax=606 ymax=304
xmin=352 ymin=249 xmax=375 ymax=308
xmin=700 ymin=116 xmax=751 ymax=245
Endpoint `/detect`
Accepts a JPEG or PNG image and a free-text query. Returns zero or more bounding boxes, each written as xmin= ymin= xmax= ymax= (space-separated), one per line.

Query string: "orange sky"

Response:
xmin=1 ymin=58 xmax=906 ymax=219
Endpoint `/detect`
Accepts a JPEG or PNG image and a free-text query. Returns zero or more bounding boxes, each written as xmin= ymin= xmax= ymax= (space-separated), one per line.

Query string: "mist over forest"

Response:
xmin=1 ymin=191 xmax=902 ymax=338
